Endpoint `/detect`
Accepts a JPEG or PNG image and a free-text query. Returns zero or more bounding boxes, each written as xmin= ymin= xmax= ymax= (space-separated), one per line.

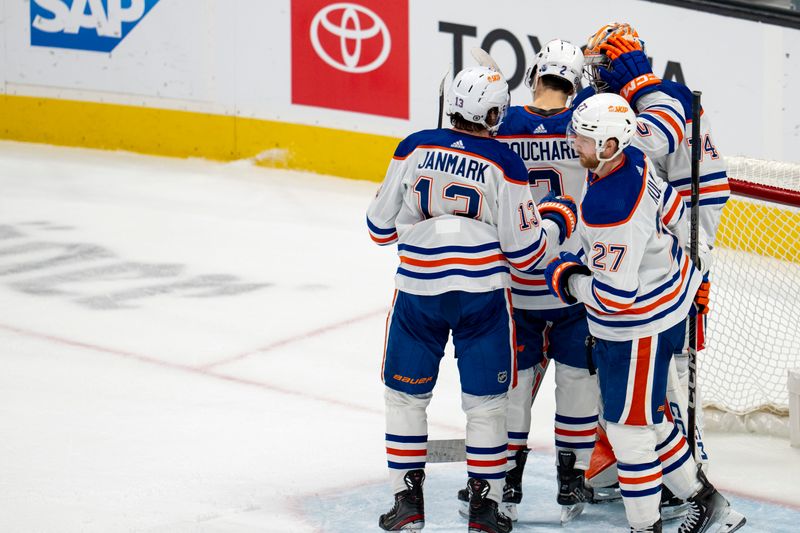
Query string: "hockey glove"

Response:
xmin=545 ymin=252 xmax=591 ymax=305
xmin=694 ymin=276 xmax=711 ymax=315
xmin=537 ymin=192 xmax=578 ymax=245
xmin=598 ymin=36 xmax=661 ymax=107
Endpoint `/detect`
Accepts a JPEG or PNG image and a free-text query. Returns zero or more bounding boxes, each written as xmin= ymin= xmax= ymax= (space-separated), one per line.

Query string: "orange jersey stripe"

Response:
xmin=371 ymin=232 xmax=397 ymax=244
xmin=648 ymin=110 xmax=685 ymax=144
xmin=467 ymin=458 xmax=507 ymax=467
xmin=619 ymin=471 xmax=662 ymax=485
xmin=386 ymin=447 xmax=426 ymax=457
xmin=399 ymin=253 xmax=505 ymax=268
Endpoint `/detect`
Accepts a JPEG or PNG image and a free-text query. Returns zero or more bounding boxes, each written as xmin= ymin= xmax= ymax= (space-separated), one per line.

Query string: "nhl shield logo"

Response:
xmin=497 ymin=371 xmax=508 ymax=384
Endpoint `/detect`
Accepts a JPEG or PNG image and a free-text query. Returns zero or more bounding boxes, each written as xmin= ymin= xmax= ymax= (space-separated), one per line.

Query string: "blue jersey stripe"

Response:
xmin=636 ymin=253 xmax=683 ymax=301
xmin=640 ymin=113 xmax=675 ymax=153
xmin=655 ymin=425 xmax=681 ymax=452
xmin=468 ymin=471 xmax=506 ymax=480
xmin=618 ymin=459 xmax=661 ymax=472
xmin=366 ymin=216 xmax=397 ymax=235
xmin=649 ymin=104 xmax=686 ymax=129
xmin=398 ymin=241 xmax=500 ymax=255
xmin=662 ymin=448 xmax=692 ymax=475
xmin=587 ymin=268 xmax=696 ymax=327
xmin=466 ymin=444 xmax=508 ymax=455
xmin=620 ymin=486 xmax=662 ymax=498
xmin=505 ymin=235 xmax=545 ymax=259
xmin=698 ymin=197 xmax=729 ymax=206
xmin=555 ymin=413 xmax=599 ymax=424
xmin=508 ymin=431 xmax=529 ymax=439
xmin=397 ymin=265 xmax=509 ymax=280
xmin=511 ymin=287 xmax=552 ymax=297
xmin=593 ymin=279 xmax=638 ymax=299
xmin=670 ymin=171 xmax=728 ymax=188
xmin=388 ymin=460 xmax=426 ymax=470
xmin=386 ymin=433 xmax=428 ymax=443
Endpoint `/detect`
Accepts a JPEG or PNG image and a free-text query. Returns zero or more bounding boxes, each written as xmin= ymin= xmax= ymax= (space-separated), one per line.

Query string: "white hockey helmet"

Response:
xmin=446 ymin=66 xmax=510 ymax=134
xmin=525 ymin=39 xmax=584 ymax=94
xmin=569 ymin=93 xmax=636 ymax=163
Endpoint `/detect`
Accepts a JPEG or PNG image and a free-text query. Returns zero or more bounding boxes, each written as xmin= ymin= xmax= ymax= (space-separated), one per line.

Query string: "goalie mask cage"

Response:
xmin=703 ymin=156 xmax=800 ymax=435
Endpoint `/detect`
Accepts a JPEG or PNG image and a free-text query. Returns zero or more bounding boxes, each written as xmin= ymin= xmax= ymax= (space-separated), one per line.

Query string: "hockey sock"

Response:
xmin=654 ymin=418 xmax=702 ymax=500
xmin=385 ymin=387 xmax=432 ymax=495
xmin=506 ymin=366 xmax=534 ymax=471
xmin=606 ymin=422 xmax=662 ymax=530
xmin=463 ymin=391 xmax=508 ymax=504
xmin=554 ymin=362 xmax=599 ymax=469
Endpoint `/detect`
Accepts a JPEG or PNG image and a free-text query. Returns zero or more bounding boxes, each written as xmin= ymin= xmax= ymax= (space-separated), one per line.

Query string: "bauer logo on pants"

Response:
xmin=291 ymin=0 xmax=409 ymax=118
xmin=30 ymin=0 xmax=161 ymax=53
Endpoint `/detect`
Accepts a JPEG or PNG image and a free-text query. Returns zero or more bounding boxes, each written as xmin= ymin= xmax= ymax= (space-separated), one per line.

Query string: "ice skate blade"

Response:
xmin=500 ymin=501 xmax=518 ymax=522
xmin=590 ymin=486 xmax=622 ymax=503
xmin=661 ymin=501 xmax=690 ymax=522
xmin=715 ymin=508 xmax=746 ymax=533
xmin=560 ymin=502 xmax=585 ymax=525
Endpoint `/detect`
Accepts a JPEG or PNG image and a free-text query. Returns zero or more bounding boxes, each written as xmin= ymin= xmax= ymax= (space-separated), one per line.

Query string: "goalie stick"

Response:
xmin=687 ymin=90 xmax=702 ymax=459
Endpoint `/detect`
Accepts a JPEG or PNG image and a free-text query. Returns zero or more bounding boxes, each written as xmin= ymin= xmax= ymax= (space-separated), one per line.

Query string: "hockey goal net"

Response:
xmin=703 ymin=156 xmax=800 ymax=435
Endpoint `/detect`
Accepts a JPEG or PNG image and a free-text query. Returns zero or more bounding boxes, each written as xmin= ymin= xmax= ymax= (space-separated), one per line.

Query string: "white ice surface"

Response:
xmin=0 ymin=141 xmax=799 ymax=532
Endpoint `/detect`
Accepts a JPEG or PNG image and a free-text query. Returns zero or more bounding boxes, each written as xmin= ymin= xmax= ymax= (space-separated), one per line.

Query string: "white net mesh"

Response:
xmin=703 ymin=156 xmax=800 ymax=416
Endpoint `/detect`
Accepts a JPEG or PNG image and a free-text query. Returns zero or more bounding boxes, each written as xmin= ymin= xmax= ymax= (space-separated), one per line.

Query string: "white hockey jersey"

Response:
xmin=576 ymin=82 xmax=730 ymax=245
xmin=496 ymin=106 xmax=587 ymax=310
xmin=567 ymin=146 xmax=703 ymax=341
xmin=642 ymin=80 xmax=729 ymax=245
xmin=367 ymin=128 xmax=560 ymax=296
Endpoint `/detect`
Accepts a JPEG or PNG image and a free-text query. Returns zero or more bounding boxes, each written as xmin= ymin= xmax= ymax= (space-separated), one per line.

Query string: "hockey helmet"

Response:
xmin=446 ymin=66 xmax=510 ymax=134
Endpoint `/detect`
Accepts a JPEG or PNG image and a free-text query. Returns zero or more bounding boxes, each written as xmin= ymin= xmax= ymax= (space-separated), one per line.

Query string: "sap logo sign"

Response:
xmin=31 ymin=0 xmax=161 ymax=53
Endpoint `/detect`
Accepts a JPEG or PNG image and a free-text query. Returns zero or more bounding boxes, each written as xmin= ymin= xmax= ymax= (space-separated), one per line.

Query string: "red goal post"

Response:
xmin=702 ymin=156 xmax=800 ymax=435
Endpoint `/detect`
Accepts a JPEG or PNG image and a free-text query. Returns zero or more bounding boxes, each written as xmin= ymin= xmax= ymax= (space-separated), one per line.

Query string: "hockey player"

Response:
xmin=466 ymin=39 xmax=598 ymax=524
xmin=544 ymin=92 xmax=745 ymax=533
xmin=579 ymin=22 xmax=728 ymax=511
xmin=367 ymin=66 xmax=577 ymax=533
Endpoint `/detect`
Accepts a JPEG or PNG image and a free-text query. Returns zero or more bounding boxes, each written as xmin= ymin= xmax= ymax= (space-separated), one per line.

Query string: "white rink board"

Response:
xmin=2 ymin=0 xmax=799 ymax=161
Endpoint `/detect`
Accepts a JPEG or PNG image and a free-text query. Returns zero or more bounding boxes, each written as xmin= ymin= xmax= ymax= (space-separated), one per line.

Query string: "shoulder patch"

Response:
xmin=581 ymin=149 xmax=647 ymax=226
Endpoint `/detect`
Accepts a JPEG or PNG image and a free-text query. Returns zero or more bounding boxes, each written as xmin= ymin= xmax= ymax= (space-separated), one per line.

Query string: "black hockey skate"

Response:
xmin=457 ymin=448 xmax=529 ymax=521
xmin=499 ymin=448 xmax=529 ymax=521
xmin=556 ymin=450 xmax=594 ymax=525
xmin=467 ymin=477 xmax=513 ymax=533
xmin=660 ymin=485 xmax=690 ymax=521
xmin=631 ymin=518 xmax=663 ymax=532
xmin=677 ymin=467 xmax=746 ymax=533
xmin=379 ymin=469 xmax=425 ymax=531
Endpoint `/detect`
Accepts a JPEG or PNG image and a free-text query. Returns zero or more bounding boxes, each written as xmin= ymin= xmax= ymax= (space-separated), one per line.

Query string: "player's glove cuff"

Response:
xmin=694 ymin=279 xmax=711 ymax=315
xmin=544 ymin=252 xmax=590 ymax=305
xmin=537 ymin=194 xmax=578 ymax=245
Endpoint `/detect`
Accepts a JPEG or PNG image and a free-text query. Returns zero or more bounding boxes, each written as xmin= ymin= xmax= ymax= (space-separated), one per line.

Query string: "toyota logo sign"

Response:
xmin=292 ymin=0 xmax=409 ymax=119
xmin=309 ymin=3 xmax=391 ymax=74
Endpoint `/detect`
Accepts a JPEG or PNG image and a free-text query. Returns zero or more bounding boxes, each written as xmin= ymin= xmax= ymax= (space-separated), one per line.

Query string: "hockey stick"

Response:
xmin=687 ymin=90 xmax=702 ymax=459
xmin=470 ymin=47 xmax=503 ymax=75
xmin=426 ymin=359 xmax=550 ymax=463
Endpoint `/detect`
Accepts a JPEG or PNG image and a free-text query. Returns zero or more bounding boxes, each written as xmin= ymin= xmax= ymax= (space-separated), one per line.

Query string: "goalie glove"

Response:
xmin=537 ymin=192 xmax=578 ymax=245
xmin=598 ymin=36 xmax=661 ymax=107
xmin=545 ymin=252 xmax=591 ymax=305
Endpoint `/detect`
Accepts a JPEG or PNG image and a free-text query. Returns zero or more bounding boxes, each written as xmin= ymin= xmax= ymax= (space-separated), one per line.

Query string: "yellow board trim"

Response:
xmin=0 ymin=94 xmax=399 ymax=183
xmin=717 ymin=198 xmax=800 ymax=263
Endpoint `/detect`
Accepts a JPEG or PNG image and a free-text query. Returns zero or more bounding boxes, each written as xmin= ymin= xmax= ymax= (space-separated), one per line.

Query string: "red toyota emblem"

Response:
xmin=292 ymin=0 xmax=409 ymax=119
